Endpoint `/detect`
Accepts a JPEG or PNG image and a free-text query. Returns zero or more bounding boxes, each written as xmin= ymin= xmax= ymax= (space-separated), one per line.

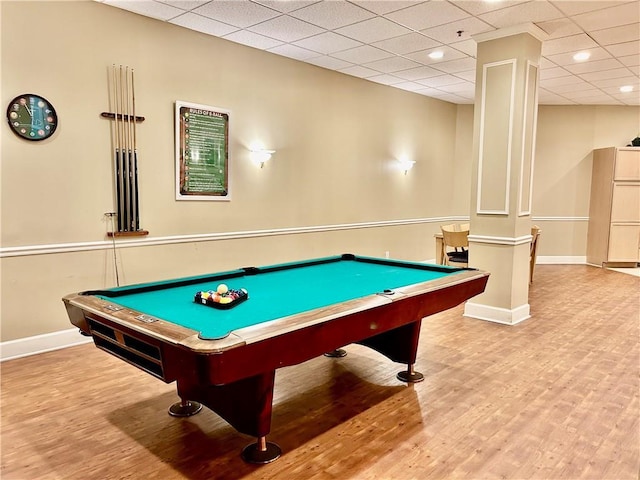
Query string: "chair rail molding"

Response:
xmin=0 ymin=217 xmax=467 ymax=258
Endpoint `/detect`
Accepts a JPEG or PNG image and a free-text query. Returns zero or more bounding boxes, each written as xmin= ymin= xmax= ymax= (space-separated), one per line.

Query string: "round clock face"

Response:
xmin=6 ymin=94 xmax=58 ymax=141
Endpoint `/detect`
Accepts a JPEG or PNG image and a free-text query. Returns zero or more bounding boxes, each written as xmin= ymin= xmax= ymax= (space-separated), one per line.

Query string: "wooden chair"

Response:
xmin=441 ymin=224 xmax=469 ymax=267
xmin=530 ymin=225 xmax=541 ymax=284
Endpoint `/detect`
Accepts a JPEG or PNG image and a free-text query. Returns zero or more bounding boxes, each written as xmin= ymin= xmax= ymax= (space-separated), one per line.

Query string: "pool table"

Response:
xmin=63 ymin=254 xmax=489 ymax=463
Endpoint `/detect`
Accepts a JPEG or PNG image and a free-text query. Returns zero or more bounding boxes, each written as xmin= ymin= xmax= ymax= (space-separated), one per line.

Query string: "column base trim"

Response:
xmin=463 ymin=301 xmax=531 ymax=326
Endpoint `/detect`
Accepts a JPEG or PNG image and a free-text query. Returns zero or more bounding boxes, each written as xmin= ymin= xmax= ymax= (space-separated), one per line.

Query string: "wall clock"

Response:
xmin=6 ymin=94 xmax=58 ymax=141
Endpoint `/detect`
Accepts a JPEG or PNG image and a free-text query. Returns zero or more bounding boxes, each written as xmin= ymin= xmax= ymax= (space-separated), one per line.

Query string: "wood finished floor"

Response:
xmin=1 ymin=265 xmax=638 ymax=480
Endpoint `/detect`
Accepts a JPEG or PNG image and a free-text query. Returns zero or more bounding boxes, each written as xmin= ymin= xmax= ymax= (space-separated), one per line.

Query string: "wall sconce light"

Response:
xmin=250 ymin=148 xmax=275 ymax=168
xmin=397 ymin=159 xmax=416 ymax=175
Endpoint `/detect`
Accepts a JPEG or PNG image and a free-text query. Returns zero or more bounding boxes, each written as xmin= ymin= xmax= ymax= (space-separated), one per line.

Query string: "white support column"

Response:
xmin=464 ymin=24 xmax=547 ymax=325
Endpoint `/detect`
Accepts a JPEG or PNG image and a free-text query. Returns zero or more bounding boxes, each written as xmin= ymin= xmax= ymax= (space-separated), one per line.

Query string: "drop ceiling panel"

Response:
xmin=550 ymin=0 xmax=630 ymax=16
xmin=478 ymin=2 xmax=565 ymax=29
xmin=421 ymin=17 xmax=495 ymax=44
xmin=571 ymin=2 xmax=639 ymax=31
xmin=331 ymin=45 xmax=394 ymax=64
xmin=589 ymin=23 xmax=640 ymax=46
xmin=160 ymin=1 xmax=210 ymax=11
xmin=254 ymin=1 xmax=322 ymax=14
xmin=288 ymin=1 xmax=375 ymax=29
xmin=394 ymin=65 xmax=449 ymax=81
xmin=222 ymin=29 xmax=284 ymax=49
xmin=339 ymin=65 xmax=381 ymax=78
xmin=386 ymin=1 xmax=471 ymax=31
xmin=363 ymin=56 xmax=424 ymax=74
xmin=542 ymin=33 xmax=599 ymax=56
xmin=268 ymin=43 xmax=319 ymax=60
xmin=248 ymin=15 xmax=325 ymax=42
xmin=334 ymin=16 xmax=413 ymax=43
xmin=371 ymin=33 xmax=441 ymax=55
xmin=105 ymin=0 xmax=184 ymax=20
xmin=431 ymin=57 xmax=477 ymax=74
xmin=170 ymin=13 xmax=239 ymax=36
xmin=546 ymin=47 xmax=614 ymax=67
xmin=349 ymin=1 xmax=421 ymax=16
xmin=368 ymin=73 xmax=404 ymax=85
xmin=305 ymin=55 xmax=353 ymax=70
xmin=536 ymin=17 xmax=583 ymax=39
xmin=406 ymin=46 xmax=467 ymax=65
xmin=565 ymin=59 xmax=626 ymax=75
xmin=292 ymin=32 xmax=363 ymax=54
xmin=193 ymin=1 xmax=280 ymax=28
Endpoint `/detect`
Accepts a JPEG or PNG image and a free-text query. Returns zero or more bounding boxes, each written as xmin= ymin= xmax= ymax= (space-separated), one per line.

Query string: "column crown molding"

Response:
xmin=473 ymin=23 xmax=549 ymax=44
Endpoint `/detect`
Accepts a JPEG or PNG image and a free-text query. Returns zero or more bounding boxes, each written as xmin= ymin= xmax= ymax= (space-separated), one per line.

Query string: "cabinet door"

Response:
xmin=611 ymin=183 xmax=640 ymax=223
xmin=608 ymin=224 xmax=640 ymax=262
xmin=614 ymin=150 xmax=640 ymax=181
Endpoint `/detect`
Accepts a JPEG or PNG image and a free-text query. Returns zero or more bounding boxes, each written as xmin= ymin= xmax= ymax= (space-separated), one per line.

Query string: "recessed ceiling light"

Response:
xmin=428 ymin=51 xmax=444 ymax=60
xmin=620 ymin=85 xmax=634 ymax=93
xmin=573 ymin=51 xmax=590 ymax=61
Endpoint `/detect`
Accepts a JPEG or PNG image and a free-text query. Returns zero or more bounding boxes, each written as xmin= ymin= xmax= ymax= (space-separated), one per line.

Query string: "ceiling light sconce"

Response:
xmin=620 ymin=85 xmax=634 ymax=93
xmin=397 ymin=158 xmax=416 ymax=175
xmin=573 ymin=51 xmax=590 ymax=62
xmin=250 ymin=148 xmax=275 ymax=168
xmin=428 ymin=50 xmax=444 ymax=60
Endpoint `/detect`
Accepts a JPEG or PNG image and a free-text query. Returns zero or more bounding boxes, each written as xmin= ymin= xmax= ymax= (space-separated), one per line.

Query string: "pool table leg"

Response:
xmin=357 ymin=319 xmax=425 ymax=383
xmin=172 ymin=371 xmax=282 ymax=463
xmin=396 ymin=364 xmax=424 ymax=383
xmin=241 ymin=435 xmax=282 ymax=464
xmin=323 ymin=348 xmax=347 ymax=358
xmin=168 ymin=398 xmax=203 ymax=417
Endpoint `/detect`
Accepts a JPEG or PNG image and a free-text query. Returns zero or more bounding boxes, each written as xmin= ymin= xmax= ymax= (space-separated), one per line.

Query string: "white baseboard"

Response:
xmin=537 ymin=255 xmax=586 ymax=264
xmin=464 ymin=301 xmax=531 ymax=325
xmin=0 ymin=328 xmax=92 ymax=362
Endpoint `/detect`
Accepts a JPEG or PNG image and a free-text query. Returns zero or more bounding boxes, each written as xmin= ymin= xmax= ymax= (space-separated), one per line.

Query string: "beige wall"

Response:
xmin=1 ymin=1 xmax=639 ymax=342
xmin=1 ymin=1 xmax=457 ymax=246
xmin=533 ymin=105 xmax=640 ymax=255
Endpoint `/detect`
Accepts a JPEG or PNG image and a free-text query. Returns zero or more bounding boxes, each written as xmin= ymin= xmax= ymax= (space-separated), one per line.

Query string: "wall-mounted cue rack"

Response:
xmin=102 ymin=64 xmax=148 ymax=237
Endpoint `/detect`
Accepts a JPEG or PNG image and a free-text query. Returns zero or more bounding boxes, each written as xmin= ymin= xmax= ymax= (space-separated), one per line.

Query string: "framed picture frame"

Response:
xmin=175 ymin=101 xmax=230 ymax=201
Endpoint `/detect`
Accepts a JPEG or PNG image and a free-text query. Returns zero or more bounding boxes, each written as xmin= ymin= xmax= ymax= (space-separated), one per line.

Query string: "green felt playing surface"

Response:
xmin=97 ymin=256 xmax=457 ymax=340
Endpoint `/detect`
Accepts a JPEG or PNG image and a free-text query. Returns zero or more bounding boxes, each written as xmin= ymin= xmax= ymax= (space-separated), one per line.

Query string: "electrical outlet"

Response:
xmin=385 ymin=251 xmax=390 ymax=258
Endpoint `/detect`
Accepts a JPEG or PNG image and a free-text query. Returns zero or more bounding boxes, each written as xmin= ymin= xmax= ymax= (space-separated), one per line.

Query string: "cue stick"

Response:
xmin=127 ymin=67 xmax=135 ymax=231
xmin=124 ymin=67 xmax=133 ymax=231
xmin=105 ymin=212 xmax=120 ymax=286
xmin=113 ymin=65 xmax=124 ymax=233
xmin=121 ymin=65 xmax=131 ymax=231
xmin=131 ymin=68 xmax=139 ymax=231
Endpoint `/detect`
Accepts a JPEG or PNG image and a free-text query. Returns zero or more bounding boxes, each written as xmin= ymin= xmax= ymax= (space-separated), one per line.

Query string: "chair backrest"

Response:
xmin=441 ymin=223 xmax=468 ymax=233
xmin=441 ymin=226 xmax=469 ymax=250
xmin=530 ymin=225 xmax=541 ymax=257
xmin=529 ymin=225 xmax=542 ymax=283
xmin=440 ymin=223 xmax=456 ymax=232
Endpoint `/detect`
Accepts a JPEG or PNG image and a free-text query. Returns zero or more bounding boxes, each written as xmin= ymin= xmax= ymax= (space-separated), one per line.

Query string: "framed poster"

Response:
xmin=175 ymin=101 xmax=230 ymax=201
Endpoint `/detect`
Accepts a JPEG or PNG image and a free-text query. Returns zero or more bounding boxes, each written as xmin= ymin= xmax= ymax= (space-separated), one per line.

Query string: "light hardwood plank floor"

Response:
xmin=1 ymin=265 xmax=638 ymax=480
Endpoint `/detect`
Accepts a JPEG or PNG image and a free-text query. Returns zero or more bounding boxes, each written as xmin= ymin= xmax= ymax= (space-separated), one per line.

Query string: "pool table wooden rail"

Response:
xmin=64 ymin=269 xmax=487 ymax=351
xmin=63 ymin=269 xmax=488 ymax=387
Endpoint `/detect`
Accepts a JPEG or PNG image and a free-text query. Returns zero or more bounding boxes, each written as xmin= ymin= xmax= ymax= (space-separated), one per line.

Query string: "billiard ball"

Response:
xmin=217 ymin=284 xmax=228 ymax=295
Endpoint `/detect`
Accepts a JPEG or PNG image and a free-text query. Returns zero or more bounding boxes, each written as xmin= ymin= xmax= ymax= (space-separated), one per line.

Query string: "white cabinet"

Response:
xmin=587 ymin=147 xmax=640 ymax=267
